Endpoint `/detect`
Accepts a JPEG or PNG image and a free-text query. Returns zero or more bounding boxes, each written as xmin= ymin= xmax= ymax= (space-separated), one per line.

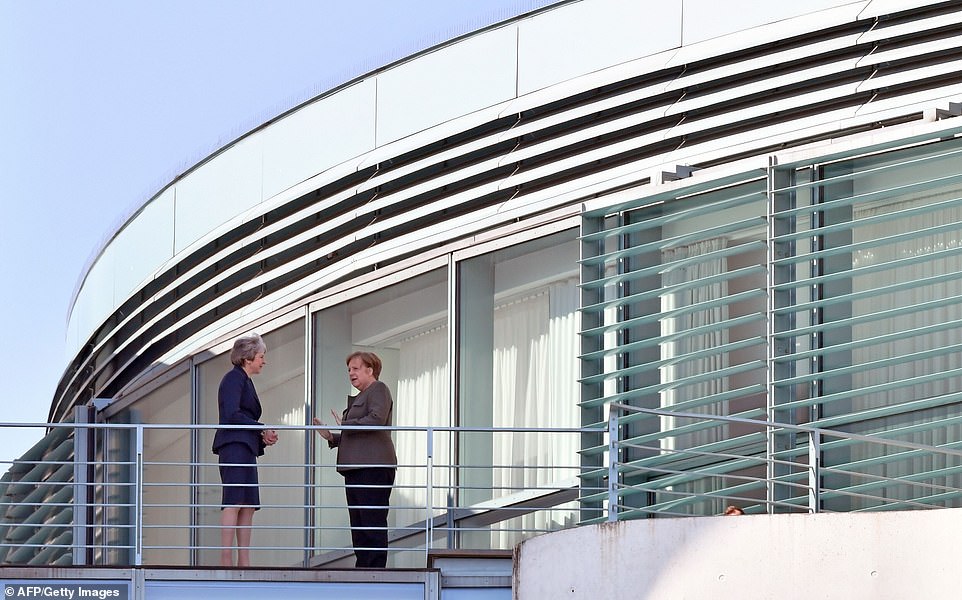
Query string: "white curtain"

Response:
xmin=491 ymin=279 xmax=580 ymax=547
xmin=849 ymin=196 xmax=962 ymax=504
xmin=391 ymin=278 xmax=580 ymax=550
xmin=852 ymin=199 xmax=962 ymax=409
xmin=394 ymin=324 xmax=449 ymax=558
xmin=660 ymin=238 xmax=730 ymax=450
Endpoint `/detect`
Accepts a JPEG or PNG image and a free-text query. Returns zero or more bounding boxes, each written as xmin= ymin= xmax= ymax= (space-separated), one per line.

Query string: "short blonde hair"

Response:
xmin=230 ymin=334 xmax=266 ymax=366
xmin=346 ymin=351 xmax=382 ymax=379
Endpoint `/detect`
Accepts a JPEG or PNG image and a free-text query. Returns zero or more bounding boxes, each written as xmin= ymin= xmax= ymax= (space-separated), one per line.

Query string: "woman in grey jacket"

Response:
xmin=315 ymin=351 xmax=397 ymax=568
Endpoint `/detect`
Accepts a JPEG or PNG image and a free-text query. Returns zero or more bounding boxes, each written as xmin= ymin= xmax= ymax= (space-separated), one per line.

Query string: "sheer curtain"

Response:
xmin=849 ymin=197 xmax=962 ymax=504
xmin=659 ymin=238 xmax=730 ymax=514
xmin=391 ymin=277 xmax=580 ymax=550
xmin=491 ymin=279 xmax=580 ymax=547
xmin=660 ymin=238 xmax=730 ymax=449
xmin=394 ymin=324 xmax=449 ymax=557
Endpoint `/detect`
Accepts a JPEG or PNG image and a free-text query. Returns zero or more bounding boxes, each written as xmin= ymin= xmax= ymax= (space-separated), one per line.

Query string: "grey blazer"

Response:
xmin=328 ymin=379 xmax=397 ymax=473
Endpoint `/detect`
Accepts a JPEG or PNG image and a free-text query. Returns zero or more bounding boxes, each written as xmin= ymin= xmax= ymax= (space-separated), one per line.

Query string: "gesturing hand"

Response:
xmin=313 ymin=416 xmax=334 ymax=442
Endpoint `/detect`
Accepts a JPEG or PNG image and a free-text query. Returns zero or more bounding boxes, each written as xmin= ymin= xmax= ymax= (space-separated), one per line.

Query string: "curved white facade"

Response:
xmin=58 ymin=0 xmax=955 ymax=417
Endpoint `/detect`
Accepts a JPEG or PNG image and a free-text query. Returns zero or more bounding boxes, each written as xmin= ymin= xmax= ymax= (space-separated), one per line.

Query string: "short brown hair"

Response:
xmin=346 ymin=351 xmax=382 ymax=379
xmin=230 ymin=333 xmax=266 ymax=366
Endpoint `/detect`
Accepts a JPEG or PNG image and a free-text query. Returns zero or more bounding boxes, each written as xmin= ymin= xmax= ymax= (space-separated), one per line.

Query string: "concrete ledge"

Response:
xmin=515 ymin=508 xmax=962 ymax=599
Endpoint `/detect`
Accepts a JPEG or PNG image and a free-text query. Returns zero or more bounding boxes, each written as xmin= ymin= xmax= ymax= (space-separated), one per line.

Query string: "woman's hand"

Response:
xmin=261 ymin=429 xmax=278 ymax=446
xmin=313 ymin=416 xmax=334 ymax=442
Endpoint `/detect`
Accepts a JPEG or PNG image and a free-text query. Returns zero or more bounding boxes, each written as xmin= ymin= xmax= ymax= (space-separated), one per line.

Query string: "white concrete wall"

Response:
xmin=515 ymin=509 xmax=962 ymax=599
xmin=66 ymin=0 xmax=944 ymax=360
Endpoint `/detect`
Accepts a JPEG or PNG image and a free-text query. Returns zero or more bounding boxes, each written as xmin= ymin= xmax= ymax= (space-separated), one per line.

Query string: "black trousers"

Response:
xmin=342 ymin=467 xmax=396 ymax=568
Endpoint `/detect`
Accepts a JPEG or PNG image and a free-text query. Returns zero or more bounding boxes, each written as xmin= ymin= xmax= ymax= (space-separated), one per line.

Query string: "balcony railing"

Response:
xmin=0 ymin=422 xmax=592 ymax=568
xmin=585 ymin=403 xmax=962 ymax=521
xmin=3 ymin=411 xmax=962 ymax=567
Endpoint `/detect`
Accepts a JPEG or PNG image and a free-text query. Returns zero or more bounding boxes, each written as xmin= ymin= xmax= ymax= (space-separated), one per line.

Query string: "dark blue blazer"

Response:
xmin=212 ymin=365 xmax=265 ymax=456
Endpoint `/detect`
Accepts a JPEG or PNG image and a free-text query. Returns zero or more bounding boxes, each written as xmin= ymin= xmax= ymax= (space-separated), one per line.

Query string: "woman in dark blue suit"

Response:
xmin=212 ymin=333 xmax=277 ymax=567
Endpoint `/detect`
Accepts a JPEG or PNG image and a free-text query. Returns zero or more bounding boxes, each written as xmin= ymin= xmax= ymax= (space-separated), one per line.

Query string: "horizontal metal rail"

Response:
xmin=2 ymin=413 xmax=959 ymax=567
xmin=0 ymin=422 xmax=594 ymax=568
xmin=597 ymin=403 xmax=962 ymax=520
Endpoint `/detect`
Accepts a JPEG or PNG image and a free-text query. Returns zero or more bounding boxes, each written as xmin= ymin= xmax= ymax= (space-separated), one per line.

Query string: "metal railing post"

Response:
xmin=426 ymin=426 xmax=434 ymax=563
xmin=134 ymin=424 xmax=144 ymax=566
xmin=72 ymin=411 xmax=91 ymax=565
xmin=608 ymin=408 xmax=619 ymax=522
xmin=808 ymin=430 xmax=821 ymax=513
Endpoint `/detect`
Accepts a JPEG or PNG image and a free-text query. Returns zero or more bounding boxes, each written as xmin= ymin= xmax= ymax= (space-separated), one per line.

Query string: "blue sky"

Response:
xmin=0 ymin=0 xmax=557 ymax=461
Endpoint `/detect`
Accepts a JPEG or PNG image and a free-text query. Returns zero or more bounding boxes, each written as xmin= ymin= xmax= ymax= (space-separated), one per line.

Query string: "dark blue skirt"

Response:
xmin=218 ymin=442 xmax=260 ymax=509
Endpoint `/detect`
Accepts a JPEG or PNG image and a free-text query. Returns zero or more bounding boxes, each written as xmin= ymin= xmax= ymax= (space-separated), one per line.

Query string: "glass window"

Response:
xmin=814 ymin=139 xmax=962 ymax=510
xmin=313 ymin=268 xmax=448 ymax=568
xmin=582 ymin=136 xmax=962 ymax=517
xmin=99 ymin=371 xmax=190 ymax=565
xmin=457 ymin=229 xmax=581 ymax=547
xmin=623 ymin=182 xmax=768 ymax=516
xmin=196 ymin=321 xmax=305 ymax=567
xmin=136 ymin=373 xmax=191 ymax=565
xmin=581 ymin=179 xmax=772 ymax=517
